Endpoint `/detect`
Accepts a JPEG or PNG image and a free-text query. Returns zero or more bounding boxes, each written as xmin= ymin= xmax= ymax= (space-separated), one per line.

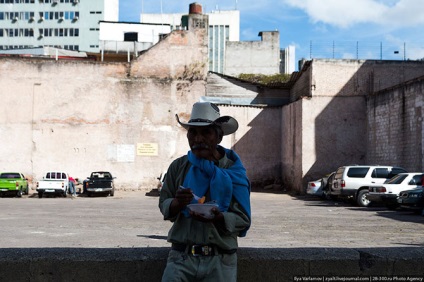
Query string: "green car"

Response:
xmin=0 ymin=172 xmax=29 ymax=197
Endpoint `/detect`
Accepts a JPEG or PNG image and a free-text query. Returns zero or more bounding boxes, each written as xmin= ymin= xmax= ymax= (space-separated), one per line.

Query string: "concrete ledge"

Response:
xmin=1 ymin=247 xmax=424 ymax=281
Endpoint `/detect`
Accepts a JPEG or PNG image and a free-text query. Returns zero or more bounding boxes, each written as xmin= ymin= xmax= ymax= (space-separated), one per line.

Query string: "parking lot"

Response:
xmin=1 ymin=190 xmax=424 ymax=249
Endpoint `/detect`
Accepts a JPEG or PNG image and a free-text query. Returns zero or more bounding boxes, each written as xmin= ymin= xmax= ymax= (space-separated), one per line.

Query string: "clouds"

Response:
xmin=118 ymin=0 xmax=424 ymax=62
xmin=283 ymin=0 xmax=424 ymax=29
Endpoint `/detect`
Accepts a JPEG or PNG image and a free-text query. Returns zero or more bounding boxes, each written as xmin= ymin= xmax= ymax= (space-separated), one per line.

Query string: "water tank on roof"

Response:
xmin=189 ymin=2 xmax=202 ymax=14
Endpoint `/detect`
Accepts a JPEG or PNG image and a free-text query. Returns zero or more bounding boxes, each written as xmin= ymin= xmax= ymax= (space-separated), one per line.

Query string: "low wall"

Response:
xmin=1 ymin=247 xmax=423 ymax=281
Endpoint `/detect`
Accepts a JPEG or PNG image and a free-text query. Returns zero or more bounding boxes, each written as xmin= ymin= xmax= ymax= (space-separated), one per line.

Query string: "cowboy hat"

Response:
xmin=175 ymin=102 xmax=238 ymax=135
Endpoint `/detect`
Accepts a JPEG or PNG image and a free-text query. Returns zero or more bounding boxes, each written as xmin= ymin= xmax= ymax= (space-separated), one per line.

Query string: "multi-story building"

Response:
xmin=140 ymin=4 xmax=296 ymax=75
xmin=140 ymin=4 xmax=239 ymax=73
xmin=0 ymin=0 xmax=118 ymax=52
xmin=280 ymin=45 xmax=295 ymax=74
xmin=98 ymin=21 xmax=171 ymax=55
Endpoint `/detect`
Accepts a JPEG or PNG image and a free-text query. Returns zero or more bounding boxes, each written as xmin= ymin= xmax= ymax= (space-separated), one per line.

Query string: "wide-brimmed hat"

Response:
xmin=175 ymin=102 xmax=238 ymax=135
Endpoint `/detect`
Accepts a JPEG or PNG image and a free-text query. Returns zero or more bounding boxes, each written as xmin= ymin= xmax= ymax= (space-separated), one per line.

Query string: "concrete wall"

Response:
xmin=0 ymin=22 xmax=285 ymax=190
xmin=224 ymin=31 xmax=280 ymax=76
xmin=367 ymin=76 xmax=424 ymax=171
xmin=229 ymin=106 xmax=283 ymax=183
xmin=1 ymin=247 xmax=423 ymax=281
xmin=281 ymin=101 xmax=303 ymax=192
xmin=287 ymin=59 xmax=424 ymax=193
xmin=0 ymin=24 xmax=209 ymax=191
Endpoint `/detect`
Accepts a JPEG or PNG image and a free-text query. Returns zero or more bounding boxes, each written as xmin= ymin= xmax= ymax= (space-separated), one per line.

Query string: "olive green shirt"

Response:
xmin=159 ymin=154 xmax=250 ymax=251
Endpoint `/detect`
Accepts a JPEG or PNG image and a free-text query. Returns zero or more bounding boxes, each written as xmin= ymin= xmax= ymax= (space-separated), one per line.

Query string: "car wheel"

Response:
xmin=38 ymin=192 xmax=43 ymax=198
xmin=356 ymin=190 xmax=370 ymax=207
xmin=63 ymin=188 xmax=68 ymax=197
xmin=16 ymin=188 xmax=22 ymax=198
xmin=110 ymin=188 xmax=115 ymax=197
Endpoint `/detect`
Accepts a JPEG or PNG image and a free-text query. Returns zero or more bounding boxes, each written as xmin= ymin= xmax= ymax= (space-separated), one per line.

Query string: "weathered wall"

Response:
xmin=132 ymin=29 xmax=208 ymax=80
xmin=281 ymin=101 xmax=303 ymax=192
xmin=367 ymin=76 xmax=424 ymax=171
xmin=224 ymin=31 xmax=280 ymax=76
xmin=0 ymin=24 xmax=284 ymax=190
xmin=0 ymin=25 xmax=209 ymax=190
xmin=287 ymin=59 xmax=424 ymax=193
xmin=227 ymin=106 xmax=282 ymax=183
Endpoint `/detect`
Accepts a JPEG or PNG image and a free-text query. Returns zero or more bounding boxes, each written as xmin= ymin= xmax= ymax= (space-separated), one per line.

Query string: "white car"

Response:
xmin=367 ymin=172 xmax=424 ymax=209
xmin=331 ymin=165 xmax=408 ymax=207
xmin=306 ymin=179 xmax=322 ymax=196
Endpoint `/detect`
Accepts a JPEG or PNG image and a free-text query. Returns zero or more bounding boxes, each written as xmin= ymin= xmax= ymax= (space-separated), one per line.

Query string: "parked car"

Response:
xmin=306 ymin=178 xmax=322 ymax=196
xmin=305 ymin=172 xmax=336 ymax=199
xmin=0 ymin=172 xmax=29 ymax=197
xmin=397 ymin=187 xmax=424 ymax=214
xmin=331 ymin=165 xmax=407 ymax=207
xmin=36 ymin=171 xmax=69 ymax=198
xmin=83 ymin=171 xmax=115 ymax=197
xmin=367 ymin=172 xmax=423 ymax=209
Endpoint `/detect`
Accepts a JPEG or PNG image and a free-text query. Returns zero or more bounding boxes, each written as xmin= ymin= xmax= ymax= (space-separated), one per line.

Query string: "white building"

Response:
xmin=280 ymin=45 xmax=296 ymax=74
xmin=99 ymin=21 xmax=171 ymax=54
xmin=140 ymin=7 xmax=240 ymax=73
xmin=0 ymin=0 xmax=118 ymax=52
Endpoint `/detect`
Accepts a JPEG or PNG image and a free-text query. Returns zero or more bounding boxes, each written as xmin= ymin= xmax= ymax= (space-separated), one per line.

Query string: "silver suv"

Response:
xmin=331 ymin=165 xmax=407 ymax=207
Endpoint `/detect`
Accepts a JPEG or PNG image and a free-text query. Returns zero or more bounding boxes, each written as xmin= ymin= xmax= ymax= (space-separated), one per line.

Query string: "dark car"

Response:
xmin=397 ymin=187 xmax=424 ymax=214
xmin=83 ymin=171 xmax=115 ymax=197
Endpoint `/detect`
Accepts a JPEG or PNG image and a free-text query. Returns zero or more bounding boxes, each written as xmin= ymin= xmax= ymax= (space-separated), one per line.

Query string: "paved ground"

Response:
xmin=1 ymin=190 xmax=423 ymax=249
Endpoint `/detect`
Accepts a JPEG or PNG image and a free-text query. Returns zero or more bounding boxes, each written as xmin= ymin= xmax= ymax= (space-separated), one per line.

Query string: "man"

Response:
xmin=68 ymin=176 xmax=76 ymax=197
xmin=159 ymin=102 xmax=251 ymax=282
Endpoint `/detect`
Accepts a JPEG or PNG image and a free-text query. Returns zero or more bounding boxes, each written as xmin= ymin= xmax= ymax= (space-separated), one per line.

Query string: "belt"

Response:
xmin=171 ymin=243 xmax=237 ymax=256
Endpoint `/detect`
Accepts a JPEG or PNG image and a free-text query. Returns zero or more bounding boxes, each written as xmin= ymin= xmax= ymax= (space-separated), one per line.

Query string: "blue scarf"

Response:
xmin=182 ymin=146 xmax=251 ymax=237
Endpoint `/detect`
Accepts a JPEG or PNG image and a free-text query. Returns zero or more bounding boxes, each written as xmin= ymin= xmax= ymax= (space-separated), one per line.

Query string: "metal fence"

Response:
xmin=307 ymin=41 xmax=424 ymax=61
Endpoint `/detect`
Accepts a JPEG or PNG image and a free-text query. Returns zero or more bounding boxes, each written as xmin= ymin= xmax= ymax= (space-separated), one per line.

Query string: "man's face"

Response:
xmin=187 ymin=126 xmax=221 ymax=159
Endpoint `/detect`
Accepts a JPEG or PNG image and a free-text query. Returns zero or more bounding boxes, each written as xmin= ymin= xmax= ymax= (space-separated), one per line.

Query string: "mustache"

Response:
xmin=191 ymin=144 xmax=210 ymax=150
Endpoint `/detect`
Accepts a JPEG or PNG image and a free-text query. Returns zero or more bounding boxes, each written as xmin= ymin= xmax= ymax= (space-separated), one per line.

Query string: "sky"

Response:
xmin=119 ymin=0 xmax=424 ymax=66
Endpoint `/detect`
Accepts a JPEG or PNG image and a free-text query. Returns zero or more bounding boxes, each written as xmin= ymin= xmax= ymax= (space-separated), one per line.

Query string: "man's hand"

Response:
xmin=175 ymin=187 xmax=194 ymax=207
xmin=169 ymin=187 xmax=193 ymax=217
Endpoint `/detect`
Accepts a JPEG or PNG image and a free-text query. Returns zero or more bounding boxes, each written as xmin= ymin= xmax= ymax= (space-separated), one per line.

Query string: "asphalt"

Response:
xmin=1 ymin=190 xmax=423 ymax=249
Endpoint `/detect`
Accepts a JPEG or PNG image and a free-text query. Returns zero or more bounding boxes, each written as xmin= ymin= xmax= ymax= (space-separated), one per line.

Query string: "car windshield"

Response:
xmin=386 ymin=174 xmax=407 ymax=184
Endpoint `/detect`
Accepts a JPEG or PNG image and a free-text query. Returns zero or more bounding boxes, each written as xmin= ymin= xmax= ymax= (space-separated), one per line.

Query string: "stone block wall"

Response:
xmin=367 ymin=76 xmax=424 ymax=171
xmin=286 ymin=59 xmax=424 ymax=193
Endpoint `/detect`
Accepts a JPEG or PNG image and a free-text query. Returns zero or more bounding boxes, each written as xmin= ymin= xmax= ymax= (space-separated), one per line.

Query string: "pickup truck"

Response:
xmin=0 ymin=172 xmax=29 ymax=197
xmin=83 ymin=171 xmax=115 ymax=197
xmin=36 ymin=171 xmax=69 ymax=198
